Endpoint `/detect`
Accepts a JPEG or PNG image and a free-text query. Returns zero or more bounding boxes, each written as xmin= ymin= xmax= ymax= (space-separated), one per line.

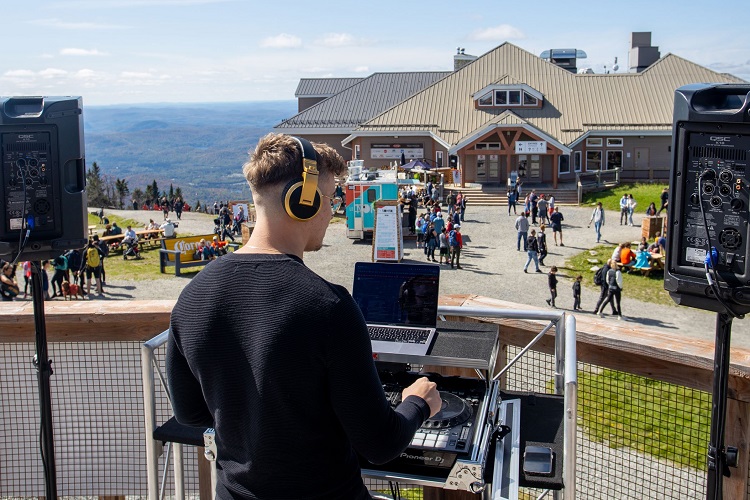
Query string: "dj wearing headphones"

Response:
xmin=167 ymin=133 xmax=440 ymax=499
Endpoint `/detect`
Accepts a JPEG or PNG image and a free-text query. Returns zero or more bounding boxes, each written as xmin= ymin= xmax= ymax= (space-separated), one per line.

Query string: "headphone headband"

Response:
xmin=291 ymin=136 xmax=319 ymax=207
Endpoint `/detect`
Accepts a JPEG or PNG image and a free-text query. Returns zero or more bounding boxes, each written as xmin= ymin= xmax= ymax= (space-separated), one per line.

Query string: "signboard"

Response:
xmin=515 ymin=141 xmax=547 ymax=154
xmin=372 ymin=201 xmax=403 ymax=262
xmin=371 ymin=143 xmax=424 ymax=160
xmin=161 ymin=234 xmax=216 ymax=263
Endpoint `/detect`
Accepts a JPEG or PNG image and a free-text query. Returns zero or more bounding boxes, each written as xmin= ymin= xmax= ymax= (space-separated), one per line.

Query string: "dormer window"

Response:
xmin=475 ymin=84 xmax=543 ymax=108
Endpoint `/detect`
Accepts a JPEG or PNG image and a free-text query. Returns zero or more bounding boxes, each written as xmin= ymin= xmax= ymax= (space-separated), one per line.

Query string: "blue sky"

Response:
xmin=2 ymin=0 xmax=748 ymax=105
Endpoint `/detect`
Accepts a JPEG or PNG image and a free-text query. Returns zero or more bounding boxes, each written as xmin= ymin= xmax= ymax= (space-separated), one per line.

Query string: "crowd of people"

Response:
xmin=407 ymin=186 xmax=467 ymax=270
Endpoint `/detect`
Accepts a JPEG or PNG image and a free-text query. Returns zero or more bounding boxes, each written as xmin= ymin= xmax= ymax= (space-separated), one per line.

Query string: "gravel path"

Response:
xmin=47 ymin=204 xmax=750 ymax=348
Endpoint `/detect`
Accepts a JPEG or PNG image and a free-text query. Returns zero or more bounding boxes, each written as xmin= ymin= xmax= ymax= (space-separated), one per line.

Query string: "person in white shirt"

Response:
xmin=122 ymin=225 xmax=138 ymax=245
xmin=619 ymin=194 xmax=629 ymax=225
xmin=588 ymin=202 xmax=606 ymax=243
xmin=627 ymin=194 xmax=637 ymax=226
xmin=160 ymin=219 xmax=176 ymax=238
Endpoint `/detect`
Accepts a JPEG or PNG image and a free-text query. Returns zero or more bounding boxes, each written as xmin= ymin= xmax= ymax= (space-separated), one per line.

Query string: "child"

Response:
xmin=546 ymin=266 xmax=558 ymax=308
xmin=416 ymin=215 xmax=425 ymax=248
xmin=573 ymin=274 xmax=582 ymax=311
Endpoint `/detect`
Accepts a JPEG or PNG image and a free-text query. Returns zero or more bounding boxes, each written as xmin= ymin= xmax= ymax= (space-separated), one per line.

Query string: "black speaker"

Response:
xmin=449 ymin=155 xmax=458 ymax=168
xmin=0 ymin=96 xmax=87 ymax=261
xmin=665 ymin=84 xmax=750 ymax=315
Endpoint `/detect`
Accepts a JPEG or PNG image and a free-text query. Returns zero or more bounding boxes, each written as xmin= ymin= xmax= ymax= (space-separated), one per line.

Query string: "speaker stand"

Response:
xmin=31 ymin=261 xmax=58 ymax=498
xmin=706 ymin=312 xmax=735 ymax=500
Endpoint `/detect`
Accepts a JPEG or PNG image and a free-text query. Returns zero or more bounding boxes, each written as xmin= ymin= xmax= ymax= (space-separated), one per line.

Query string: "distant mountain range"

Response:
xmin=84 ymin=101 xmax=297 ymax=205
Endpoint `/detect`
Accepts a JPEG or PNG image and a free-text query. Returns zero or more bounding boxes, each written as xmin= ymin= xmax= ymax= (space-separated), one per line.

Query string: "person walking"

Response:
xmin=523 ymin=229 xmax=542 ymax=273
xmin=530 ymin=190 xmax=539 ymax=225
xmin=549 ymin=207 xmax=565 ymax=246
xmin=545 ymin=266 xmax=558 ymax=307
xmin=458 ymin=193 xmax=467 ymax=221
xmin=537 ymin=195 xmax=549 ymax=224
xmin=596 ymin=259 xmax=624 ymax=320
xmin=593 ymin=261 xmax=618 ymax=316
xmin=627 ymin=194 xmax=637 ymax=226
xmin=507 ymin=188 xmax=517 ymax=216
xmin=572 ymin=275 xmax=583 ymax=311
xmin=657 ymin=187 xmax=669 ymax=215
xmin=619 ymin=194 xmax=629 ymax=225
xmin=588 ymin=202 xmax=605 ymax=243
xmin=537 ymin=224 xmax=548 ymax=266
xmin=515 ymin=212 xmax=530 ymax=251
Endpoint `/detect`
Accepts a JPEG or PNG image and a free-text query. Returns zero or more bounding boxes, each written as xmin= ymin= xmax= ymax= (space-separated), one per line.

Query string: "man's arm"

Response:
xmin=166 ymin=328 xmax=213 ymax=427
xmin=325 ymin=295 xmax=432 ymax=464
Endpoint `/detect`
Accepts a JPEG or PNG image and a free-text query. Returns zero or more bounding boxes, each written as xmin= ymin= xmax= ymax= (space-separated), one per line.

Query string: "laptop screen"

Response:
xmin=353 ymin=262 xmax=440 ymax=328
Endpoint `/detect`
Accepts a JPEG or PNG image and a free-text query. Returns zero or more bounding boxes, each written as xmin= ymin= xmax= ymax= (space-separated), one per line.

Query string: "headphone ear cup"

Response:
xmin=282 ymin=179 xmax=321 ymax=221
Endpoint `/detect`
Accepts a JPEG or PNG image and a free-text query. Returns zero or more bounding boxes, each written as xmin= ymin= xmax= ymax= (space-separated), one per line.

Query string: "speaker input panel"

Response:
xmin=731 ymin=198 xmax=745 ymax=211
xmin=719 ymin=184 xmax=732 ymax=196
xmin=33 ymin=198 xmax=51 ymax=215
xmin=703 ymin=182 xmax=715 ymax=195
xmin=710 ymin=196 xmax=723 ymax=208
xmin=719 ymin=169 xmax=734 ymax=184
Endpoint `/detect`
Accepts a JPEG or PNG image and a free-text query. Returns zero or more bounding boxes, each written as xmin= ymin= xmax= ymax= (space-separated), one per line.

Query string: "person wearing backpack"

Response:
xmin=84 ymin=240 xmax=103 ymax=296
xmin=595 ymin=259 xmax=624 ymax=320
xmin=449 ymin=225 xmax=463 ymax=269
xmin=93 ymin=234 xmax=109 ymax=285
xmin=593 ymin=261 xmax=617 ymax=316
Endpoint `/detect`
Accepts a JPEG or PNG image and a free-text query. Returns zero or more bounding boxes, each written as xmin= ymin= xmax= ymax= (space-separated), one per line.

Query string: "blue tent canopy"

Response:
xmin=400 ymin=159 xmax=434 ymax=170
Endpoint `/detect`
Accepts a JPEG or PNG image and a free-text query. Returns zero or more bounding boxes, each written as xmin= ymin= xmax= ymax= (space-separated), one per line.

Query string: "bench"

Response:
xmin=159 ymin=235 xmax=239 ymax=276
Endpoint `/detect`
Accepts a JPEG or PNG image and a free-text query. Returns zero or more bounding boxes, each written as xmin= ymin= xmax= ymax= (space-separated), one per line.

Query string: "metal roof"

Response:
xmin=294 ymin=78 xmax=364 ymax=97
xmin=355 ymin=43 xmax=745 ymax=147
xmin=277 ymin=72 xmax=452 ymax=130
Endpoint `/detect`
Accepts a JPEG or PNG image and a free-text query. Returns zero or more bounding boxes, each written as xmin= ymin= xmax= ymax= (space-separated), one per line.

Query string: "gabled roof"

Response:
xmin=276 ymin=71 xmax=452 ymax=132
xmin=294 ymin=78 xmax=364 ymax=98
xmin=354 ymin=43 xmax=745 ymax=148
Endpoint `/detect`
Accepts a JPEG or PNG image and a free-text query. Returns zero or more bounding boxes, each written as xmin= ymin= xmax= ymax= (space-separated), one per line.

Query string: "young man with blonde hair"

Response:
xmin=167 ymin=133 xmax=439 ymax=499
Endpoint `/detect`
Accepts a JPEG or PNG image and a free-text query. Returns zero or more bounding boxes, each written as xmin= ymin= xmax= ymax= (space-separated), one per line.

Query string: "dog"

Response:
xmin=61 ymin=280 xmax=85 ymax=300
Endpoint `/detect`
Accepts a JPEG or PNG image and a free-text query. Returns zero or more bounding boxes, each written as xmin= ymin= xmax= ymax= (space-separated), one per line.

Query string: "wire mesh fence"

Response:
xmin=0 ymin=333 xmax=722 ymax=499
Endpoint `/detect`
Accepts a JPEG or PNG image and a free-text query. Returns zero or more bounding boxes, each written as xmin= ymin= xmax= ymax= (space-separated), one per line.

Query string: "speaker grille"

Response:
xmin=689 ymin=146 xmax=747 ymax=161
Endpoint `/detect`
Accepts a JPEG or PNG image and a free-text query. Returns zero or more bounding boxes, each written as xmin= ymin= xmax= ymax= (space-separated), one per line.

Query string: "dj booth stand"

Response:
xmin=141 ymin=307 xmax=577 ymax=499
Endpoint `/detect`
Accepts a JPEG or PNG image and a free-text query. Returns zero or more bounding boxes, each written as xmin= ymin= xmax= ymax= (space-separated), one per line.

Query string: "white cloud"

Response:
xmin=74 ymin=69 xmax=100 ymax=79
xmin=29 ymin=18 xmax=129 ymax=30
xmin=353 ymin=66 xmax=369 ymax=73
xmin=121 ymin=71 xmax=155 ymax=79
xmin=60 ymin=48 xmax=109 ymax=56
xmin=40 ymin=53 xmax=55 ymax=59
xmin=4 ymin=69 xmax=36 ymax=78
xmin=469 ymin=24 xmax=525 ymax=42
xmin=316 ymin=33 xmax=355 ymax=47
xmin=260 ymin=34 xmax=302 ymax=49
xmin=39 ymin=68 xmax=69 ymax=78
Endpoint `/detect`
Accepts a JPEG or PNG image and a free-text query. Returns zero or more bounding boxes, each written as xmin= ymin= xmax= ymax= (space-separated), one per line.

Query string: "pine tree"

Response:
xmin=115 ymin=178 xmax=130 ymax=209
xmin=86 ymin=162 xmax=107 ymax=208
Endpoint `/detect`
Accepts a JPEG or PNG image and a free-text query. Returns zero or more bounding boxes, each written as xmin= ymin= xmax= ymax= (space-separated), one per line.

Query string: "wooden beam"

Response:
xmin=725 ymin=399 xmax=750 ymax=499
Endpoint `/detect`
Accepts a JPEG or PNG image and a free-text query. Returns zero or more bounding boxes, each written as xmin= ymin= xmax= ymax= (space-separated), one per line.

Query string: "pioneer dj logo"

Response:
xmin=400 ymin=452 xmax=444 ymax=463
xmin=710 ymin=136 xmax=732 ymax=143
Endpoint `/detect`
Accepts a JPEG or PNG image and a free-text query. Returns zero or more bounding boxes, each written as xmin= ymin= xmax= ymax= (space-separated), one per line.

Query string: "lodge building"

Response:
xmin=275 ymin=33 xmax=744 ymax=189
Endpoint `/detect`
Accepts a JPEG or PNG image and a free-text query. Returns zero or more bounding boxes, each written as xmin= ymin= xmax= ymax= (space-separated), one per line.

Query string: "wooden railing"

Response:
xmin=576 ymin=168 xmax=621 ymax=204
xmin=1 ymin=296 xmax=749 ymax=498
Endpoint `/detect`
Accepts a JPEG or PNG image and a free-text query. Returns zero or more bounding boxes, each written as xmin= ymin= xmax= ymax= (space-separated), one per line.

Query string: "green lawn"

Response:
xmin=582 ymin=183 xmax=667 ymax=212
xmin=564 ymin=245 xmax=674 ymax=307
xmin=578 ymin=369 xmax=710 ymax=470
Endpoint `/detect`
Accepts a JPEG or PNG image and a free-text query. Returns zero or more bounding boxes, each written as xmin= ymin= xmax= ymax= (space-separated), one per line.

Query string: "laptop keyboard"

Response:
xmin=368 ymin=325 xmax=431 ymax=344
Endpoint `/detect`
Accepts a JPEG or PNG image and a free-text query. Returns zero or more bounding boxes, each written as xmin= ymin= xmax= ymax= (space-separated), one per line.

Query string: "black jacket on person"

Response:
xmin=527 ymin=235 xmax=539 ymax=252
xmin=167 ymin=253 xmax=430 ymax=500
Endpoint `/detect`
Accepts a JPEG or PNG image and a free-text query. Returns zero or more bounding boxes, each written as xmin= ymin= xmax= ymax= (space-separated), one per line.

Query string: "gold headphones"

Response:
xmin=281 ymin=136 xmax=321 ymax=221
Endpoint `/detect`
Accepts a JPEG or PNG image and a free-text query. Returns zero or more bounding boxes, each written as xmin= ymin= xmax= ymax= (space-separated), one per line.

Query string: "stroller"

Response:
xmin=122 ymin=239 xmax=142 ymax=260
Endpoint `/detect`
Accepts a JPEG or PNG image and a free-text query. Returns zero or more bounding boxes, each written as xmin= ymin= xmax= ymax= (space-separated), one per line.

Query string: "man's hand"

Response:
xmin=402 ymin=377 xmax=442 ymax=417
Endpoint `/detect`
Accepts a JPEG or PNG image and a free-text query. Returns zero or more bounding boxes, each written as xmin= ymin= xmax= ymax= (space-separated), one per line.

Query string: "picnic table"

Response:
xmin=100 ymin=229 xmax=166 ymax=251
xmin=621 ymin=252 xmax=665 ymax=276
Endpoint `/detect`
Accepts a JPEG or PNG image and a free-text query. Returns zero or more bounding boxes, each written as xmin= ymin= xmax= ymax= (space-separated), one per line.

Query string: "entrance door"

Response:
xmin=488 ymin=154 xmax=500 ymax=182
xmin=634 ymin=148 xmax=649 ymax=169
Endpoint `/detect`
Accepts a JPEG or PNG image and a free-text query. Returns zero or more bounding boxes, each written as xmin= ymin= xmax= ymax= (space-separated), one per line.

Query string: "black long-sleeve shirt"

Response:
xmin=167 ymin=253 xmax=430 ymax=499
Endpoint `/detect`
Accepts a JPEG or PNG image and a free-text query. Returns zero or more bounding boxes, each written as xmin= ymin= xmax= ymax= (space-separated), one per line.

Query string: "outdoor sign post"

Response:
xmin=372 ymin=200 xmax=403 ymax=262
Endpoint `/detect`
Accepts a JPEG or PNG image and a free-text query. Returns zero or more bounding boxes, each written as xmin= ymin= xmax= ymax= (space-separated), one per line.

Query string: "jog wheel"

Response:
xmin=424 ymin=392 xmax=472 ymax=428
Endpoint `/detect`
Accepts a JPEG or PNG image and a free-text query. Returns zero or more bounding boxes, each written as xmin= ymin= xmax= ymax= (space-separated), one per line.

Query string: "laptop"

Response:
xmin=352 ymin=262 xmax=440 ymax=355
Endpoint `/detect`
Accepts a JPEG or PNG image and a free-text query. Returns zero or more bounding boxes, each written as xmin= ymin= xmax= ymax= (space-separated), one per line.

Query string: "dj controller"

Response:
xmin=363 ymin=370 xmax=497 ymax=479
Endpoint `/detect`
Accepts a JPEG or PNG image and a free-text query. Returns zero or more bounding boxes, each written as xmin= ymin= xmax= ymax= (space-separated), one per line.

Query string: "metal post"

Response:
xmin=31 ymin=261 xmax=57 ymax=499
xmin=706 ymin=312 xmax=733 ymax=500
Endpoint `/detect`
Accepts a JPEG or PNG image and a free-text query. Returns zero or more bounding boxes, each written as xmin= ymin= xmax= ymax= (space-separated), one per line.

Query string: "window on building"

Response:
xmin=354 ymin=144 xmax=361 ymax=160
xmin=574 ymin=151 xmax=582 ymax=172
xmin=508 ymin=90 xmax=521 ymax=105
xmin=607 ymin=150 xmax=623 ymax=170
xmin=559 ymin=154 xmax=570 ymax=174
xmin=475 ymin=142 xmax=501 ymax=150
xmin=495 ymin=90 xmax=508 ymax=105
xmin=436 ymin=150 xmax=444 ymax=167
xmin=607 ymin=138 xmax=624 ymax=147
xmin=523 ymin=91 xmax=538 ymax=106
xmin=478 ymin=92 xmax=493 ymax=106
xmin=586 ymin=150 xmax=602 ymax=170
xmin=586 ymin=138 xmax=603 ymax=147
